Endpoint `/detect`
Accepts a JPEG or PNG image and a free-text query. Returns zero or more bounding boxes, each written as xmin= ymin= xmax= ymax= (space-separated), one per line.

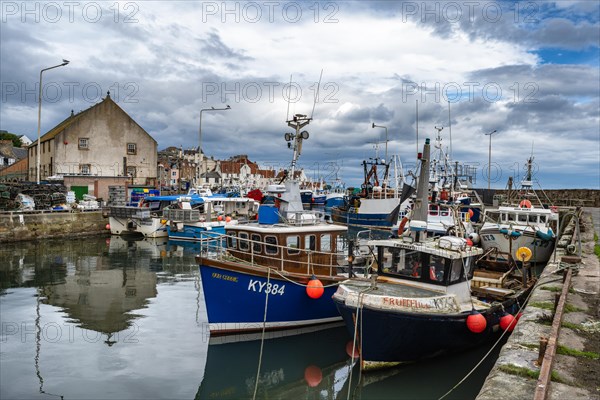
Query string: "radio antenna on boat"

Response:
xmin=310 ymin=69 xmax=323 ymax=120
xmin=416 ymin=100 xmax=419 ymax=157
xmin=285 ymin=74 xmax=293 ymax=122
xmin=448 ymin=101 xmax=452 ymax=160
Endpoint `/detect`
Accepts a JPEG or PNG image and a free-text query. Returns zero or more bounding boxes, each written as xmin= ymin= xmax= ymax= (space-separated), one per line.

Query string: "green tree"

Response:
xmin=0 ymin=131 xmax=23 ymax=147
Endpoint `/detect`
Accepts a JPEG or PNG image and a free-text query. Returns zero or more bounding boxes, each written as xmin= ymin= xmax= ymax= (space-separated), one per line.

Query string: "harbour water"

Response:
xmin=1 ymin=235 xmax=505 ymax=399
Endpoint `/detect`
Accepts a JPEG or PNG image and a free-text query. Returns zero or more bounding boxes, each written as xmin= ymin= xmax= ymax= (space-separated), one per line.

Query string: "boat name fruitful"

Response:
xmin=247 ymin=279 xmax=286 ymax=295
xmin=382 ymin=296 xmax=431 ymax=309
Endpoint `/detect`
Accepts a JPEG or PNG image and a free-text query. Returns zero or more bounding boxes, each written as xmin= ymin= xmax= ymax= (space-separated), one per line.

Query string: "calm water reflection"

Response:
xmin=1 ymin=236 xmax=502 ymax=399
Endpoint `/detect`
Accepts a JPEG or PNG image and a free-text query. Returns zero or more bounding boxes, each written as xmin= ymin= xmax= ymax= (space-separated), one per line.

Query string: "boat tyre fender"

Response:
xmin=398 ymin=217 xmax=409 ymax=235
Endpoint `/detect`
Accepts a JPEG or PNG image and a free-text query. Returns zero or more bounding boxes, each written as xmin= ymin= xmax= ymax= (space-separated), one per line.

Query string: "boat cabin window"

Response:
xmin=305 ymin=235 xmax=316 ymax=251
xmin=518 ymin=214 xmax=528 ymax=223
xmin=429 ymin=255 xmax=446 ymax=281
xmin=320 ymin=234 xmax=332 ymax=252
xmin=429 ymin=205 xmax=438 ymax=216
xmin=227 ymin=232 xmax=237 ymax=249
xmin=539 ymin=215 xmax=546 ymax=223
xmin=378 ymin=246 xmax=474 ymax=285
xmin=252 ymin=234 xmax=261 ymax=253
xmin=507 ymin=213 xmax=515 ymax=222
xmin=380 ymin=247 xmax=422 ymax=279
xmin=287 ymin=235 xmax=300 ymax=255
xmin=265 ymin=236 xmax=278 ymax=255
xmin=449 ymin=257 xmax=473 ymax=284
xmin=239 ymin=232 xmax=250 ymax=251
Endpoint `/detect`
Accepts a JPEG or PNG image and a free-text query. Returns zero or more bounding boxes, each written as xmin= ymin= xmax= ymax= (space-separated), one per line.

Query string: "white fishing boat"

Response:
xmin=479 ymin=156 xmax=558 ymax=264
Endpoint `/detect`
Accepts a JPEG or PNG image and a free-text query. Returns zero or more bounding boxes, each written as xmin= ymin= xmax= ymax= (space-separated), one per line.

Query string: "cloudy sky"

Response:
xmin=1 ymin=1 xmax=598 ymax=189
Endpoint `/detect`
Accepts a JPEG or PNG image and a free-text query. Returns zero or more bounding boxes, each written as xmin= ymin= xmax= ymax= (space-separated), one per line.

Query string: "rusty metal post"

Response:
xmin=536 ymin=337 xmax=549 ymax=366
xmin=534 ymin=268 xmax=573 ymax=400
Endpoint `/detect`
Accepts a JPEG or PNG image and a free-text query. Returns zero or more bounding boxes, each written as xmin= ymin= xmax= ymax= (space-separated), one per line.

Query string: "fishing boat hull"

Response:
xmin=167 ymin=223 xmax=226 ymax=242
xmin=198 ymin=261 xmax=342 ymax=335
xmin=330 ymin=197 xmax=403 ymax=229
xmin=333 ymin=281 xmax=527 ymax=370
xmin=108 ymin=215 xmax=168 ymax=238
xmin=479 ymin=225 xmax=555 ymax=264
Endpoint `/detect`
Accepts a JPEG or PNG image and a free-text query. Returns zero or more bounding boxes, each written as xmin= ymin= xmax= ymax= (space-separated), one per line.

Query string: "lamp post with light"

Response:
xmin=36 ymin=60 xmax=69 ymax=184
xmin=485 ymin=129 xmax=498 ymax=190
xmin=198 ymin=105 xmax=231 ymax=184
xmin=371 ymin=123 xmax=388 ymax=162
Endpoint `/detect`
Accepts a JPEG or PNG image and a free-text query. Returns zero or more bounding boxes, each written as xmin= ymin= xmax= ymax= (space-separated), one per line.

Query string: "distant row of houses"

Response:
xmin=0 ymin=92 xmax=308 ymax=200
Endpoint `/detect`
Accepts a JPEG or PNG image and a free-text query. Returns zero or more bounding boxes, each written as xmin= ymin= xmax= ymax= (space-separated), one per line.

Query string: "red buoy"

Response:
xmin=345 ymin=340 xmax=359 ymax=359
xmin=500 ymin=313 xmax=517 ymax=332
xmin=105 ymin=224 xmax=110 ymax=230
xmin=306 ymin=278 xmax=324 ymax=299
xmin=466 ymin=311 xmax=487 ymax=333
xmin=304 ymin=365 xmax=322 ymax=387
xmin=516 ymin=312 xmax=523 ymax=321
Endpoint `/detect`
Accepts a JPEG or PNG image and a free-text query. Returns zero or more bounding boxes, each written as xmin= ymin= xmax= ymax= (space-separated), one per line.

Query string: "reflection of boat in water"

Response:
xmin=196 ymin=324 xmax=353 ymax=399
xmin=107 ymin=235 xmax=168 ymax=259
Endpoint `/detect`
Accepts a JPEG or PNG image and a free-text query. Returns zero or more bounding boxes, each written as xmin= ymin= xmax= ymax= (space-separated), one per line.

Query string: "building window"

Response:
xmin=126 ymin=166 xmax=137 ymax=177
xmin=80 ymin=164 xmax=91 ymax=175
xmin=127 ymin=143 xmax=137 ymax=155
xmin=79 ymin=138 xmax=89 ymax=149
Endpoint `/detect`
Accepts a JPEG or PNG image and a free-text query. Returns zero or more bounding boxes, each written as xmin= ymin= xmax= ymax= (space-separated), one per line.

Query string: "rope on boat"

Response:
xmin=347 ymin=286 xmax=376 ymax=400
xmin=252 ymin=267 xmax=271 ymax=400
xmin=437 ymin=273 xmax=544 ymax=400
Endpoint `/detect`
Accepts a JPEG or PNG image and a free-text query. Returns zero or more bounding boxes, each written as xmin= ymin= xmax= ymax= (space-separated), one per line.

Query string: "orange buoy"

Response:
xmin=304 ymin=365 xmax=322 ymax=387
xmin=217 ymin=215 xmax=223 ymax=221
xmin=225 ymin=216 xmax=232 ymax=222
xmin=306 ymin=277 xmax=324 ymax=299
xmin=500 ymin=313 xmax=517 ymax=331
xmin=105 ymin=224 xmax=110 ymax=230
xmin=466 ymin=311 xmax=487 ymax=333
xmin=519 ymin=199 xmax=532 ymax=208
xmin=466 ymin=238 xmax=474 ymax=246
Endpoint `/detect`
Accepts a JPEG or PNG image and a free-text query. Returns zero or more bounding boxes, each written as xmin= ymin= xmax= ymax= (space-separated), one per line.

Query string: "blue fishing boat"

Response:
xmin=330 ymin=151 xmax=410 ymax=229
xmin=197 ymin=114 xmax=353 ymax=335
xmin=333 ymin=139 xmax=535 ymax=371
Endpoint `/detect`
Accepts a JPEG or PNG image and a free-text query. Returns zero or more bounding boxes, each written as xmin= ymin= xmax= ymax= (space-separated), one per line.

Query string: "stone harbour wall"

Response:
xmin=0 ymin=211 xmax=109 ymax=242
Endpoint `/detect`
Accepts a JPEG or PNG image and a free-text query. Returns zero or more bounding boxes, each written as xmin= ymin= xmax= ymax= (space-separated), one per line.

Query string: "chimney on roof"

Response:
xmin=106 ymin=91 xmax=111 ymax=99
xmin=70 ymin=110 xmax=74 ymax=117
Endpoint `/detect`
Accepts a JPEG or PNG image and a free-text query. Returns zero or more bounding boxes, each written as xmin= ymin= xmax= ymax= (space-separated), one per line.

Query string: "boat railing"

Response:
xmin=279 ymin=210 xmax=326 ymax=226
xmin=208 ymin=232 xmax=347 ymax=277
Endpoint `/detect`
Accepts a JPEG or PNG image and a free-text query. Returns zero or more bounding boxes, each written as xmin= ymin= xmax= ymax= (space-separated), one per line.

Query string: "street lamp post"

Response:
xmin=485 ymin=129 xmax=498 ymax=190
xmin=36 ymin=60 xmax=69 ymax=184
xmin=198 ymin=105 xmax=231 ymax=185
xmin=371 ymin=123 xmax=388 ymax=162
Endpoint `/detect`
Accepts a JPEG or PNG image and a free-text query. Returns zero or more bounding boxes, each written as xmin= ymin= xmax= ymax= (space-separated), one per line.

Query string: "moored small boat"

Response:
xmin=333 ymin=138 xmax=535 ymax=371
xmin=197 ymin=113 xmax=356 ymax=335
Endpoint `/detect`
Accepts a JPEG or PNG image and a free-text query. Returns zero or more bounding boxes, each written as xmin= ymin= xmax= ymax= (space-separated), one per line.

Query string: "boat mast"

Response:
xmin=412 ymin=138 xmax=431 ymax=224
xmin=286 ymin=114 xmax=311 ymax=180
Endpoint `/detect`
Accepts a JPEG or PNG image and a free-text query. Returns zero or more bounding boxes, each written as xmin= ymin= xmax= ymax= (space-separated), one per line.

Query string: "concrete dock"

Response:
xmin=477 ymin=208 xmax=600 ymax=400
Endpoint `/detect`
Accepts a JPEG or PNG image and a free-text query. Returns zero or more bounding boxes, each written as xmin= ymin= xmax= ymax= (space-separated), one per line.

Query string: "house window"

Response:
xmin=80 ymin=164 xmax=91 ymax=175
xmin=126 ymin=166 xmax=136 ymax=177
xmin=79 ymin=138 xmax=89 ymax=149
xmin=127 ymin=143 xmax=137 ymax=155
